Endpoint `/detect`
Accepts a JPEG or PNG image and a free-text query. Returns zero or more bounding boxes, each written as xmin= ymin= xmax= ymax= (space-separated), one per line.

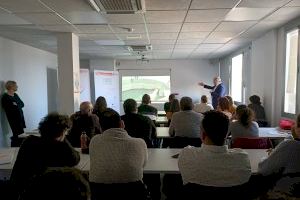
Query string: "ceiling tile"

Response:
xmin=224 ymin=8 xmax=275 ymax=21
xmin=39 ymin=0 xmax=94 ymax=12
xmin=240 ymin=21 xmax=284 ymax=38
xmin=16 ymin=13 xmax=69 ymax=25
xmin=147 ymin=23 xmax=181 ymax=32
xmin=191 ymin=0 xmax=239 ymax=9
xmin=176 ymin=39 xmax=203 ymax=44
xmin=173 ymin=49 xmax=194 ymax=53
xmin=111 ymin=24 xmax=146 ymax=33
xmin=175 ymin=44 xmax=198 ymax=49
xmin=0 ymin=13 xmax=31 ymax=25
xmin=264 ymin=7 xmax=300 ymax=21
xmin=123 ymin=40 xmax=149 ymax=45
xmin=76 ymin=25 xmax=112 ymax=34
xmin=104 ymin=14 xmax=144 ymax=24
xmin=150 ymin=32 xmax=178 ymax=39
xmin=146 ymin=11 xmax=186 ymax=23
xmin=178 ymin=32 xmax=210 ymax=39
xmin=151 ymin=39 xmax=177 ymax=44
xmin=62 ymin=12 xmax=107 ymax=24
xmin=0 ymin=0 xmax=49 ymax=13
xmin=204 ymin=31 xmax=236 ymax=43
xmin=146 ymin=0 xmax=191 ymax=10
xmin=285 ymin=0 xmax=300 ymax=6
xmin=181 ymin=22 xmax=218 ymax=32
xmin=198 ymin=43 xmax=224 ymax=49
xmin=238 ymin=0 xmax=291 ymax=8
xmin=186 ymin=9 xmax=231 ymax=22
xmin=215 ymin=21 xmax=257 ymax=33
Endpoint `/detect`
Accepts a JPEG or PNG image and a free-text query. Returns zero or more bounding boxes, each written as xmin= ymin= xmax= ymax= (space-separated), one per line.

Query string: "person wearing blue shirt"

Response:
xmin=198 ymin=76 xmax=226 ymax=109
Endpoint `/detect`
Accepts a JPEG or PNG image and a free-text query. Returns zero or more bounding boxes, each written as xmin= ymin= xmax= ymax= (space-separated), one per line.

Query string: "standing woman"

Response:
xmin=1 ymin=81 xmax=26 ymax=146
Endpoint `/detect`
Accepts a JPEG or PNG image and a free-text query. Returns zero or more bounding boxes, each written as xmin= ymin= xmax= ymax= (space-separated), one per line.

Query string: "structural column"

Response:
xmin=57 ymin=33 xmax=80 ymax=115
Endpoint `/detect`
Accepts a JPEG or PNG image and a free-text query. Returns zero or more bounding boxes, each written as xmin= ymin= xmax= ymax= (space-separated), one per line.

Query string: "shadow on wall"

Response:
xmin=0 ymin=81 xmax=11 ymax=147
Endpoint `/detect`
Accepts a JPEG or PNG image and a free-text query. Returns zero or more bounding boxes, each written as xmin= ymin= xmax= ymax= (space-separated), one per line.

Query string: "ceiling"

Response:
xmin=0 ymin=0 xmax=299 ymax=60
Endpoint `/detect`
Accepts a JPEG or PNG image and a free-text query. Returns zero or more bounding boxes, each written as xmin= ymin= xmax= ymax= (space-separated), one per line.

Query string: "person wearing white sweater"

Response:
xmin=89 ymin=108 xmax=148 ymax=184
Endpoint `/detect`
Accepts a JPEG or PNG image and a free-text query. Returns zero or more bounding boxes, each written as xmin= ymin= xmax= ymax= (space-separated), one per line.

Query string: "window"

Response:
xmin=284 ymin=29 xmax=299 ymax=115
xmin=231 ymin=54 xmax=243 ymax=103
xmin=121 ymin=76 xmax=170 ymax=102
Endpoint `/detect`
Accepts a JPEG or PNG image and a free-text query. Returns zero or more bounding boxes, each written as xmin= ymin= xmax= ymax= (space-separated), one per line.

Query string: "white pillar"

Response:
xmin=57 ymin=33 xmax=80 ymax=115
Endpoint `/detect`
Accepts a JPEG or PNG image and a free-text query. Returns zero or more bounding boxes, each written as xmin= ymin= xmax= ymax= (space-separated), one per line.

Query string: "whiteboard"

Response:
xmin=80 ymin=69 xmax=91 ymax=103
xmin=94 ymin=70 xmax=120 ymax=113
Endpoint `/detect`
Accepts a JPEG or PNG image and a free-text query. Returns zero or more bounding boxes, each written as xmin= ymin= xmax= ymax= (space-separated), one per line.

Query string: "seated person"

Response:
xmin=178 ymin=110 xmax=251 ymax=187
xmin=258 ymin=127 xmax=300 ymax=197
xmin=10 ymin=113 xmax=80 ymax=198
xmin=89 ymin=108 xmax=148 ymax=184
xmin=194 ymin=95 xmax=213 ymax=114
xmin=138 ymin=94 xmax=158 ymax=120
xmin=121 ymin=98 xmax=157 ymax=148
xmin=169 ymin=97 xmax=203 ymax=138
xmin=248 ymin=95 xmax=268 ymax=127
xmin=217 ymin=97 xmax=233 ymax=120
xmin=93 ymin=96 xmax=108 ymax=128
xmin=164 ymin=93 xmax=176 ymax=114
xmin=67 ymin=101 xmax=101 ymax=147
xmin=225 ymin=95 xmax=236 ymax=115
xmin=166 ymin=99 xmax=180 ymax=123
xmin=19 ymin=167 xmax=90 ymax=200
xmin=292 ymin=114 xmax=300 ymax=140
xmin=229 ymin=105 xmax=259 ymax=141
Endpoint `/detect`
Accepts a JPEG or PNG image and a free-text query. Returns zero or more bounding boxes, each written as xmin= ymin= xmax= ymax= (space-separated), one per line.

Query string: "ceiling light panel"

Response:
xmin=190 ymin=0 xmax=240 ymax=9
xmin=186 ymin=9 xmax=231 ymax=22
xmin=146 ymin=0 xmax=191 ymax=10
xmin=146 ymin=11 xmax=186 ymax=23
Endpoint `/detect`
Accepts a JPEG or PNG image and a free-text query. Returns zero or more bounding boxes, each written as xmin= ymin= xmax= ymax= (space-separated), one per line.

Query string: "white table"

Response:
xmin=156 ymin=127 xmax=170 ymax=138
xmin=158 ymin=111 xmax=166 ymax=116
xmin=156 ymin=116 xmax=168 ymax=125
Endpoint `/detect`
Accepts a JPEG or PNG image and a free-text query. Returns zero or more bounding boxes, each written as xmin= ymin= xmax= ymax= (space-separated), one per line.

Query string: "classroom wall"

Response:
xmin=0 ymin=36 xmax=57 ymax=147
xmin=89 ymin=59 xmax=218 ymax=112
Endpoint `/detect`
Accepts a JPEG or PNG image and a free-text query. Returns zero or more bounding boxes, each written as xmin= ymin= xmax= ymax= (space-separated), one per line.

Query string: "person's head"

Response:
xmin=19 ymin=167 xmax=90 ymax=200
xmin=217 ymin=97 xmax=230 ymax=111
xmin=123 ymin=98 xmax=137 ymax=114
xmin=213 ymin=76 xmax=221 ymax=86
xmin=80 ymin=101 xmax=93 ymax=114
xmin=170 ymin=99 xmax=180 ymax=112
xmin=94 ymin=96 xmax=107 ymax=113
xmin=225 ymin=95 xmax=233 ymax=106
xmin=5 ymin=80 xmax=18 ymax=92
xmin=297 ymin=114 xmax=300 ymax=127
xmin=38 ymin=113 xmax=70 ymax=140
xmin=169 ymin=94 xmax=175 ymax=102
xmin=180 ymin=96 xmax=193 ymax=111
xmin=249 ymin=95 xmax=261 ymax=105
xmin=100 ymin=108 xmax=124 ymax=131
xmin=236 ymin=107 xmax=254 ymax=128
xmin=142 ymin=94 xmax=151 ymax=104
xmin=201 ymin=110 xmax=229 ymax=146
xmin=201 ymin=95 xmax=208 ymax=104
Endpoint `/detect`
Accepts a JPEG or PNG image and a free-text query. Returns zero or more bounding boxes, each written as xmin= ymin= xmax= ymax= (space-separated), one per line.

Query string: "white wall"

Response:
xmin=0 ymin=36 xmax=57 ymax=147
xmin=89 ymin=59 xmax=218 ymax=113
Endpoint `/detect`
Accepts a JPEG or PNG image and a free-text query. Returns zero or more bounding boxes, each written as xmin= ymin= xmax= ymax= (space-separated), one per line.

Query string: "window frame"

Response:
xmin=230 ymin=53 xmax=245 ymax=104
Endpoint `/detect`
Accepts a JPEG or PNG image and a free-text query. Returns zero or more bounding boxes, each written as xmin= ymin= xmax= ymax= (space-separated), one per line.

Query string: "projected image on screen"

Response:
xmin=122 ymin=76 xmax=170 ymax=102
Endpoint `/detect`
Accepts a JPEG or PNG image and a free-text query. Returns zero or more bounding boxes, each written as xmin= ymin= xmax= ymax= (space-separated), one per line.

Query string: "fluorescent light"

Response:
xmin=87 ymin=0 xmax=100 ymax=12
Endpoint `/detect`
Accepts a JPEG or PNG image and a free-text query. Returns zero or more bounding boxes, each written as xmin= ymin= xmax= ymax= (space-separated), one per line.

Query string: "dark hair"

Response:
xmin=202 ymin=110 xmax=229 ymax=146
xmin=236 ymin=104 xmax=247 ymax=112
xmin=19 ymin=167 xmax=90 ymax=200
xmin=249 ymin=95 xmax=261 ymax=105
xmin=101 ymin=108 xmax=121 ymax=131
xmin=142 ymin=94 xmax=151 ymax=104
xmin=297 ymin=114 xmax=300 ymax=127
xmin=94 ymin=96 xmax=107 ymax=113
xmin=170 ymin=99 xmax=180 ymax=112
xmin=201 ymin=95 xmax=208 ymax=103
xmin=180 ymin=96 xmax=193 ymax=111
xmin=38 ymin=113 xmax=70 ymax=139
xmin=218 ymin=97 xmax=230 ymax=111
xmin=5 ymin=80 xmax=17 ymax=90
xmin=169 ymin=94 xmax=175 ymax=101
xmin=236 ymin=107 xmax=254 ymax=128
xmin=123 ymin=99 xmax=137 ymax=114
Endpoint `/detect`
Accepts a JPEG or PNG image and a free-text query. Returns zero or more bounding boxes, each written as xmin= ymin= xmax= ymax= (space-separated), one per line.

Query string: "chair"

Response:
xmin=231 ymin=137 xmax=273 ymax=149
xmin=168 ymin=137 xmax=202 ymax=148
xmin=90 ymin=181 xmax=151 ymax=200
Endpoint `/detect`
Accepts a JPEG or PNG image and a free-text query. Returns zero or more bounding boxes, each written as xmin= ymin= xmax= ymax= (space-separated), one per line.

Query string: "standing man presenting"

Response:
xmin=198 ymin=76 xmax=226 ymax=109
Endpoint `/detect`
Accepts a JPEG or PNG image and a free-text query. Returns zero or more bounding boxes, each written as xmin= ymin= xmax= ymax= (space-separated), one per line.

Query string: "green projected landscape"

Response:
xmin=122 ymin=76 xmax=170 ymax=102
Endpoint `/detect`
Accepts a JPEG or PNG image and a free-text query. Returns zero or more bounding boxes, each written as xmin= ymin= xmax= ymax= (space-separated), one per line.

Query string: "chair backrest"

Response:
xmin=169 ymin=137 xmax=202 ymax=148
xmin=231 ymin=137 xmax=272 ymax=149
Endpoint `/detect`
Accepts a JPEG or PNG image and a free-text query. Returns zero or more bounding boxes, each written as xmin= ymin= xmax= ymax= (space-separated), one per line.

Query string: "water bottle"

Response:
xmin=80 ymin=131 xmax=88 ymax=153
